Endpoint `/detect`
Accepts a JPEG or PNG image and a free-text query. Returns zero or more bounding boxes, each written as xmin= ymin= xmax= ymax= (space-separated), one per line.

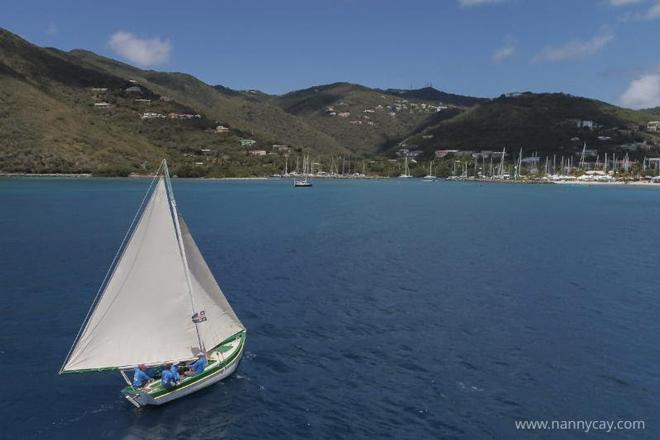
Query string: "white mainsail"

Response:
xmin=62 ymin=169 xmax=243 ymax=372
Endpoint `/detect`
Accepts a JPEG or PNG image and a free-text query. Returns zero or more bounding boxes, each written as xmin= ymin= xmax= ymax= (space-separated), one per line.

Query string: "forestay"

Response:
xmin=62 ymin=178 xmax=200 ymax=372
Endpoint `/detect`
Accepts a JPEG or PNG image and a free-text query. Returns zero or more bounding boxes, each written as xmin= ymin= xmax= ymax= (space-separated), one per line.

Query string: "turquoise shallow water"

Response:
xmin=1 ymin=178 xmax=660 ymax=439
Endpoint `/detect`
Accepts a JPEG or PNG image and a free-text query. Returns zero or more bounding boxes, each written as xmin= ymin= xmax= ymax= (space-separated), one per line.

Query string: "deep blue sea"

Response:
xmin=1 ymin=178 xmax=660 ymax=439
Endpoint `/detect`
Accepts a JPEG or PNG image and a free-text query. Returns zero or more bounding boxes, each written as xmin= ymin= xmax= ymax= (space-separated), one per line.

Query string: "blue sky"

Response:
xmin=3 ymin=0 xmax=660 ymax=107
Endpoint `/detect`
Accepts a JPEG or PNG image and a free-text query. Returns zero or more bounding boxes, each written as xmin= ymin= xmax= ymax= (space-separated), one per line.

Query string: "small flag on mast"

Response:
xmin=192 ymin=310 xmax=207 ymax=323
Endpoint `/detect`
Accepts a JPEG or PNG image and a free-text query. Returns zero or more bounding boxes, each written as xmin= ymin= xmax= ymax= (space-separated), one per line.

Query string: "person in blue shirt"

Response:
xmin=170 ymin=364 xmax=181 ymax=382
xmin=161 ymin=363 xmax=179 ymax=388
xmin=132 ymin=363 xmax=152 ymax=388
xmin=185 ymin=353 xmax=208 ymax=376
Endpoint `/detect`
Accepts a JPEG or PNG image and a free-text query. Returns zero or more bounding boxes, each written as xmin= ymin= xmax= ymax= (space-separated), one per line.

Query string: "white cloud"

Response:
xmin=108 ymin=31 xmax=170 ymax=67
xmin=492 ymin=43 xmax=516 ymax=63
xmin=608 ymin=0 xmax=642 ymax=6
xmin=459 ymin=0 xmax=503 ymax=7
xmin=46 ymin=23 xmax=58 ymax=36
xmin=621 ymin=2 xmax=660 ymax=20
xmin=638 ymin=2 xmax=660 ymax=18
xmin=621 ymin=73 xmax=660 ymax=108
xmin=532 ymin=30 xmax=614 ymax=63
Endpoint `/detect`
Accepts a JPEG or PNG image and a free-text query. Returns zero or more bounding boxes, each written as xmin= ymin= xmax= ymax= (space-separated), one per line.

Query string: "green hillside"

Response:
xmin=273 ymin=82 xmax=467 ymax=154
xmin=402 ymin=92 xmax=659 ymax=158
xmin=1 ymin=27 xmax=658 ymax=176
xmin=67 ymin=50 xmax=346 ymax=155
xmin=0 ymin=29 xmax=295 ymax=175
xmin=382 ymin=87 xmax=487 ymax=107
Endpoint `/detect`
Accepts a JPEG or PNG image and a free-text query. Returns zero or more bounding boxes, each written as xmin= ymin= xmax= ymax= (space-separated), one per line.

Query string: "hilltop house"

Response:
xmin=240 ymin=139 xmax=257 ymax=147
xmin=93 ymin=102 xmax=111 ymax=109
xmin=435 ymin=149 xmax=459 ymax=158
xmin=272 ymin=144 xmax=290 ymax=153
xmin=215 ymin=125 xmax=230 ymax=133
xmin=168 ymin=113 xmax=201 ymax=120
xmin=141 ymin=112 xmax=165 ymax=119
xmin=125 ymin=86 xmax=142 ymax=94
xmin=647 ymin=121 xmax=660 ymax=132
xmin=396 ymin=147 xmax=422 ymax=157
xmin=249 ymin=150 xmax=267 ymax=156
xmin=521 ymin=157 xmax=541 ymax=165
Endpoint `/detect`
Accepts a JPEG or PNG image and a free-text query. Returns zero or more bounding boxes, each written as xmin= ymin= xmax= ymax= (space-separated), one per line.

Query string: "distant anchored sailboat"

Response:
xmin=60 ymin=159 xmax=246 ymax=408
xmin=294 ymin=154 xmax=313 ymax=187
xmin=399 ymin=156 xmax=412 ymax=178
xmin=423 ymin=161 xmax=436 ymax=181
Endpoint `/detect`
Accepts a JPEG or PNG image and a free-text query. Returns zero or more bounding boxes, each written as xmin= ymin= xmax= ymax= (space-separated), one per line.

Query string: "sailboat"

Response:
xmin=294 ymin=155 xmax=313 ymax=187
xmin=399 ymin=156 xmax=412 ymax=178
xmin=60 ymin=159 xmax=246 ymax=408
xmin=423 ymin=161 xmax=435 ymax=181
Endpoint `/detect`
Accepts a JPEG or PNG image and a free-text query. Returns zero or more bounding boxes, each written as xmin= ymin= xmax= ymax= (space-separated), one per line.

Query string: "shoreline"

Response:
xmin=3 ymin=173 xmax=660 ymax=187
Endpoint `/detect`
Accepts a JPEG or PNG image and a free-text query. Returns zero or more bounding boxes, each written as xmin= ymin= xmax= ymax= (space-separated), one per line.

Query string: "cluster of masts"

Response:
xmin=273 ymin=145 xmax=658 ymax=181
xmin=449 ymin=145 xmax=655 ymax=181
xmin=273 ymin=154 xmax=368 ymax=178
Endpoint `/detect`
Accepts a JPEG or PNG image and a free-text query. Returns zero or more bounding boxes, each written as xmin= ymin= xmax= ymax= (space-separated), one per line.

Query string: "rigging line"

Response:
xmin=59 ymin=160 xmax=165 ymax=373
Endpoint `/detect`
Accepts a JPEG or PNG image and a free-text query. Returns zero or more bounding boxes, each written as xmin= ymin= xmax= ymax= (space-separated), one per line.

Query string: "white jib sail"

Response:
xmin=179 ymin=217 xmax=245 ymax=350
xmin=62 ymin=177 xmax=201 ymax=372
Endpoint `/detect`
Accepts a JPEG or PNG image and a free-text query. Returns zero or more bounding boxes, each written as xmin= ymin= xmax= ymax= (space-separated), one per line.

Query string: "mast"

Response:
xmin=499 ymin=147 xmax=506 ymax=177
xmin=579 ymin=143 xmax=587 ymax=169
xmin=162 ymin=160 xmax=205 ymax=353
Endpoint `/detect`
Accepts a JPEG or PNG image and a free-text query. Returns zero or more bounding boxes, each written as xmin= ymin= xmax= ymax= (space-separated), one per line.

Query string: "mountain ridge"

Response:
xmin=0 ymin=27 xmax=658 ymax=176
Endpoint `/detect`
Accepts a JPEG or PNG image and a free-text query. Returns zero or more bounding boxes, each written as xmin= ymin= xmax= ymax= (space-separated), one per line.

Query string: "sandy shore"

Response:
xmin=3 ymin=173 xmax=660 ymax=187
xmin=0 ymin=173 xmax=93 ymax=177
xmin=553 ymin=180 xmax=660 ymax=187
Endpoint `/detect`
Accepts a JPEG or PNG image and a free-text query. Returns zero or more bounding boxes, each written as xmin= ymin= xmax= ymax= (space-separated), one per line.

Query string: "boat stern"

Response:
xmin=122 ymin=386 xmax=154 ymax=408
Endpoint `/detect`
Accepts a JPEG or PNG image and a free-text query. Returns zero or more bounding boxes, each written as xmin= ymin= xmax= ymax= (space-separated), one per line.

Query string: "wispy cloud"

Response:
xmin=46 ymin=23 xmax=58 ymax=36
xmin=608 ymin=0 xmax=643 ymax=6
xmin=492 ymin=38 xmax=516 ymax=63
xmin=458 ymin=0 xmax=503 ymax=7
xmin=532 ymin=29 xmax=614 ymax=63
xmin=621 ymin=72 xmax=660 ymax=108
xmin=108 ymin=31 xmax=170 ymax=67
xmin=622 ymin=2 xmax=660 ymax=20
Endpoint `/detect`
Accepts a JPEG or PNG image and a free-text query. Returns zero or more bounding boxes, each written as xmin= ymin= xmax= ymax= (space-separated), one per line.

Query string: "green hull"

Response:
xmin=122 ymin=330 xmax=246 ymax=403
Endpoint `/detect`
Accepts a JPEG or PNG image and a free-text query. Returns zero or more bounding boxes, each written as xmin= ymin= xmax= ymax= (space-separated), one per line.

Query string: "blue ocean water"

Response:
xmin=1 ymin=178 xmax=660 ymax=439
